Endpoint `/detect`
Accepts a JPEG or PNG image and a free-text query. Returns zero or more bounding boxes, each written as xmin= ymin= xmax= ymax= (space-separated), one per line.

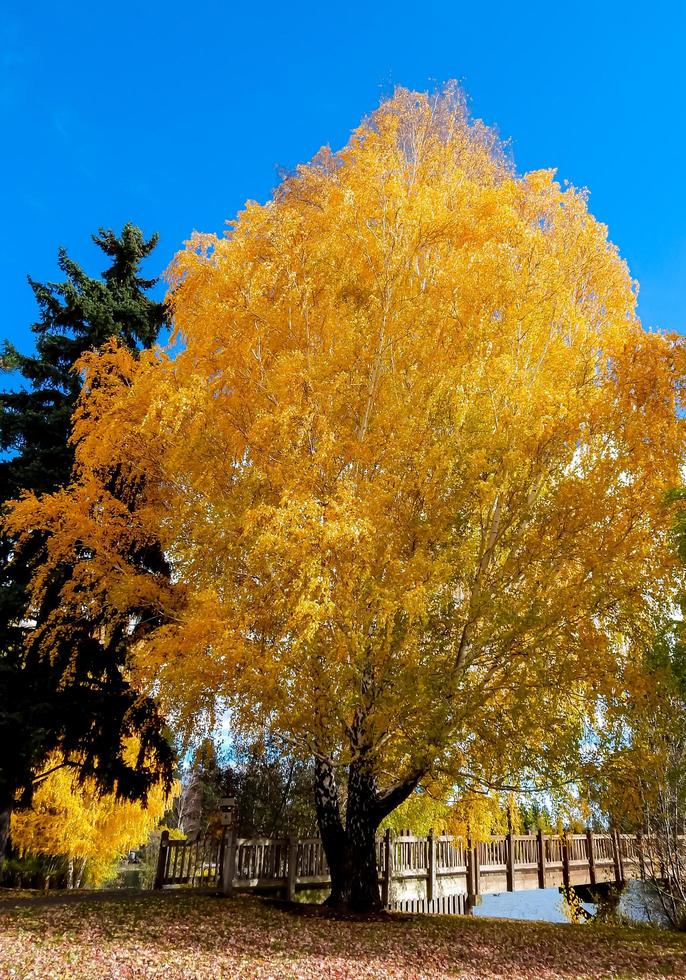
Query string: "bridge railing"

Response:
xmin=437 ymin=834 xmax=467 ymax=872
xmin=234 ymin=837 xmax=289 ymax=883
xmin=154 ymin=833 xmax=224 ymax=889
xmin=513 ymin=834 xmax=538 ymax=868
xmin=479 ymin=835 xmax=507 ymax=871
xmin=593 ymin=833 xmax=615 ymax=864
xmin=154 ymin=827 xmax=657 ymax=907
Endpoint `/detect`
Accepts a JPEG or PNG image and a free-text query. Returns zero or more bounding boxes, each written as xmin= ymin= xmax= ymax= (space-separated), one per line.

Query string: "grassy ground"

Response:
xmin=0 ymin=891 xmax=685 ymax=979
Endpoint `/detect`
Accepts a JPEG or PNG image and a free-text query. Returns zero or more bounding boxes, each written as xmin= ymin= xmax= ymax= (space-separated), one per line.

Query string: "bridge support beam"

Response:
xmin=154 ymin=830 xmax=169 ymax=891
xmin=287 ymin=836 xmax=298 ymax=902
xmin=562 ymin=833 xmax=571 ymax=893
xmin=466 ymin=837 xmax=480 ymax=904
xmin=537 ymin=828 xmax=546 ymax=889
xmin=381 ymin=828 xmax=393 ymax=906
xmin=506 ymin=831 xmax=514 ymax=892
xmin=586 ymin=829 xmax=596 ymax=889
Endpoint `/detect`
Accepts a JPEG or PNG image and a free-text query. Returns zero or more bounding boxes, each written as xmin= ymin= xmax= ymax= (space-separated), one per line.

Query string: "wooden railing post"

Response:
xmin=153 ymin=830 xmax=169 ymax=890
xmin=466 ymin=836 xmax=480 ymax=903
xmin=381 ymin=828 xmax=393 ymax=907
xmin=561 ymin=832 xmax=571 ymax=893
xmin=474 ymin=839 xmax=481 ymax=897
xmin=427 ymin=829 xmax=436 ymax=902
xmin=610 ymin=830 xmax=624 ymax=885
xmin=287 ymin=836 xmax=298 ymax=902
xmin=506 ymin=831 xmax=514 ymax=892
xmin=221 ymin=829 xmax=236 ymax=896
xmin=615 ymin=830 xmax=625 ymax=883
xmin=586 ymin=829 xmax=596 ymax=888
xmin=536 ymin=829 xmax=546 ymax=889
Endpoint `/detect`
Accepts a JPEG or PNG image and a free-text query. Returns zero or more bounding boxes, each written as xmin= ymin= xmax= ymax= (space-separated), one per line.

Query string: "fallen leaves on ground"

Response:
xmin=0 ymin=892 xmax=684 ymax=979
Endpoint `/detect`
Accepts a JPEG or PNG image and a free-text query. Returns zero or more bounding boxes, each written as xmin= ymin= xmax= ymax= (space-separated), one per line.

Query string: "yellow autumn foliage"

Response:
xmin=7 ymin=84 xmax=686 ymax=813
xmin=382 ymin=785 xmax=515 ymax=840
xmin=11 ymin=748 xmax=174 ymax=886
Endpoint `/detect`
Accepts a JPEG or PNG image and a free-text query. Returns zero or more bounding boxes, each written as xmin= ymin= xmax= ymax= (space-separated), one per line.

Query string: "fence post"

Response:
xmin=287 ymin=836 xmax=298 ymax=902
xmin=427 ymin=829 xmax=436 ymax=902
xmin=610 ymin=830 xmax=622 ymax=885
xmin=381 ymin=828 xmax=393 ymax=907
xmin=536 ymin=829 xmax=546 ymax=889
xmin=586 ymin=829 xmax=596 ymax=888
xmin=221 ymin=829 xmax=236 ymax=896
xmin=506 ymin=830 xmax=515 ymax=892
xmin=561 ymin=832 xmax=571 ymax=893
xmin=153 ymin=830 xmax=169 ymax=890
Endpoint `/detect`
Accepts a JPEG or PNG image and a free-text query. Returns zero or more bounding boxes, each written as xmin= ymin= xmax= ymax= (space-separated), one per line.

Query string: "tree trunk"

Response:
xmin=345 ymin=757 xmax=383 ymax=911
xmin=0 ymin=807 xmax=11 ymax=876
xmin=314 ymin=757 xmax=349 ymax=906
xmin=74 ymin=857 xmax=87 ymax=889
xmin=314 ymin=754 xmax=421 ymax=913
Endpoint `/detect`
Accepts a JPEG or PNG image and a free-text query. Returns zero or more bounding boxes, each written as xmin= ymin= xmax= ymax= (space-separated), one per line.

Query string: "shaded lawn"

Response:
xmin=0 ymin=892 xmax=685 ymax=979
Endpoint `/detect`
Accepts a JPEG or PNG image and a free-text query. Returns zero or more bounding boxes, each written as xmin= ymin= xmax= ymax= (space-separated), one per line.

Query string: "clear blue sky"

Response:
xmin=2 ymin=0 xmax=685 ymax=355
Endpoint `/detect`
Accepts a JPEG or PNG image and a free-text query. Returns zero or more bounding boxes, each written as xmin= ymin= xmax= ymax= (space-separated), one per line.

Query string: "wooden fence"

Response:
xmin=154 ymin=828 xmax=653 ymax=912
xmin=388 ymin=893 xmax=470 ymax=915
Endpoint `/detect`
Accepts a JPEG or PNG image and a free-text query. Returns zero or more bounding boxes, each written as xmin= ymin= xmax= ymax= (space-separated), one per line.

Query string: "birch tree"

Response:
xmin=8 ymin=85 xmax=686 ymax=910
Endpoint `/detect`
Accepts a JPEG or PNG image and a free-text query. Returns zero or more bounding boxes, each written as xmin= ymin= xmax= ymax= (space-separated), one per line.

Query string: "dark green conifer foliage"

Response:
xmin=1 ymin=225 xmax=165 ymax=498
xmin=0 ymin=225 xmax=173 ymax=865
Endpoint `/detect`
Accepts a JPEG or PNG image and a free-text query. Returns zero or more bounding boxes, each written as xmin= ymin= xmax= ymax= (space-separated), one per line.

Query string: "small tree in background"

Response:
xmin=227 ymin=738 xmax=318 ymax=839
xmin=594 ymin=620 xmax=686 ymax=928
xmin=173 ymin=739 xmax=225 ymax=839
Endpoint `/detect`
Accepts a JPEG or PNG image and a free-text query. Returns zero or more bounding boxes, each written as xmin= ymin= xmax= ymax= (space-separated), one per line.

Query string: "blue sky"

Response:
xmin=2 ymin=1 xmax=685 ymax=355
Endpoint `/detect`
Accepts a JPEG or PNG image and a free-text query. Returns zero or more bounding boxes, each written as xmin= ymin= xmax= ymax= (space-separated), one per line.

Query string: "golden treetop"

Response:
xmin=8 ymin=85 xmax=686 ymax=794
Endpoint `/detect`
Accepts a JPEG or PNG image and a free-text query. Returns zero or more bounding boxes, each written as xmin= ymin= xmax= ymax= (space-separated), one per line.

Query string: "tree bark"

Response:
xmin=74 ymin=857 xmax=87 ymax=889
xmin=314 ymin=754 xmax=422 ymax=913
xmin=314 ymin=757 xmax=349 ymax=906
xmin=345 ymin=757 xmax=384 ymax=911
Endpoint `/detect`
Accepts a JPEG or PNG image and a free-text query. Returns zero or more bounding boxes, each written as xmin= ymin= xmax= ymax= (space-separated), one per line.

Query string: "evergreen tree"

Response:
xmin=1 ymin=225 xmax=165 ymax=498
xmin=0 ymin=225 xmax=173 ymax=863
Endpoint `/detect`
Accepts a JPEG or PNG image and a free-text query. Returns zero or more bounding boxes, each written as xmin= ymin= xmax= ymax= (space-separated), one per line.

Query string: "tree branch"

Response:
xmin=375 ymin=770 xmax=425 ymax=820
xmin=31 ymin=758 xmax=80 ymax=786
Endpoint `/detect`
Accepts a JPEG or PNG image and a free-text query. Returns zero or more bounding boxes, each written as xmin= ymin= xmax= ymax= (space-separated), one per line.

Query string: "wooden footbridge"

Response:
xmin=154 ymin=828 xmax=644 ymax=913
